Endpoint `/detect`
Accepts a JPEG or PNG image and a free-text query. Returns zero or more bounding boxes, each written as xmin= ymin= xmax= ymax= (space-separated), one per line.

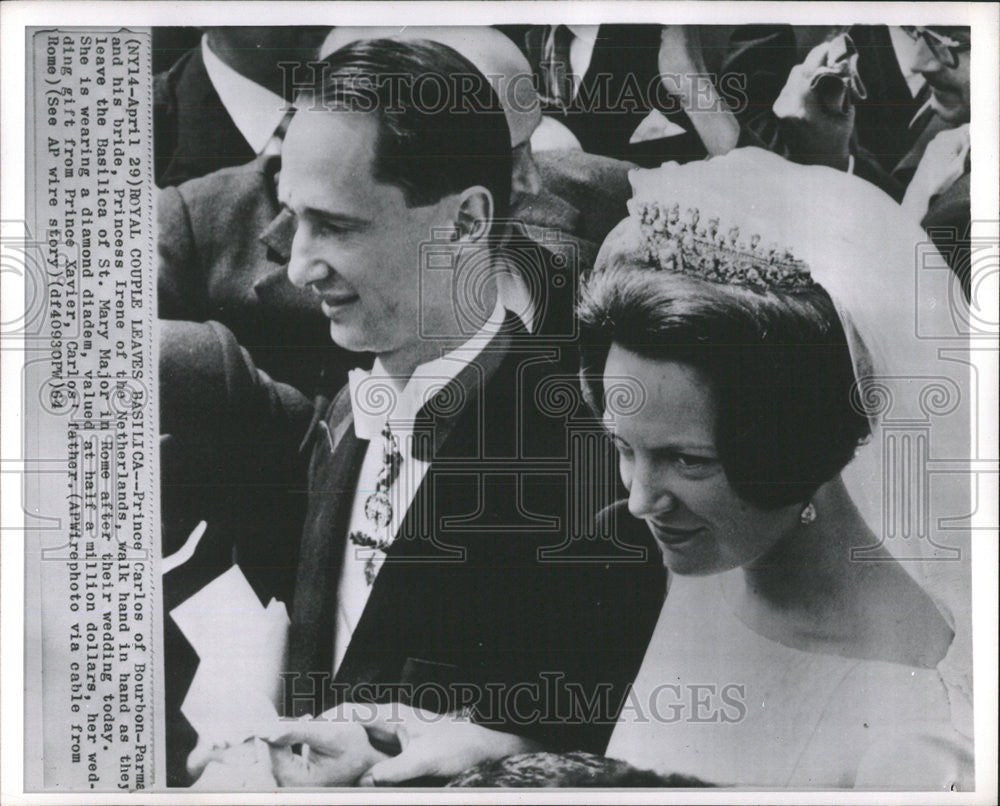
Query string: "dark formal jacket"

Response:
xmin=922 ymin=170 xmax=971 ymax=302
xmin=848 ymin=25 xmax=933 ymax=176
xmin=154 ymin=46 xmax=258 ymax=188
xmin=890 ymin=109 xmax=952 ymax=191
xmin=286 ymin=315 xmax=666 ymax=752
xmin=159 ymin=318 xmax=665 ymax=782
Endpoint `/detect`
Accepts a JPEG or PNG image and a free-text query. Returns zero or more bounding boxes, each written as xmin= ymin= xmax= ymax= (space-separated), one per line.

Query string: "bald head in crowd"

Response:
xmin=320 ymin=26 xmax=544 ymax=201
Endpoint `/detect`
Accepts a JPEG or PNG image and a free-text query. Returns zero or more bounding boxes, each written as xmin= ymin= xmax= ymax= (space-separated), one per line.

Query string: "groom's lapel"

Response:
xmin=286 ymin=389 xmax=367 ymax=694
xmin=410 ymin=318 xmax=516 ymax=463
xmin=333 ymin=320 xmax=521 ymax=685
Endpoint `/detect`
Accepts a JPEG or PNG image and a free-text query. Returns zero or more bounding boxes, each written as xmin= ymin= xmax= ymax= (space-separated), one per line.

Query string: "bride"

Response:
xmin=258 ymin=148 xmax=973 ymax=789
xmin=573 ymin=147 xmax=973 ymax=789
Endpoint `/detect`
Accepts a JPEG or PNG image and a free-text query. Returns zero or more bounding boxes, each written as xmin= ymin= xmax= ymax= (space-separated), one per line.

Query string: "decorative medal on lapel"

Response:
xmin=349 ymin=422 xmax=403 ymax=585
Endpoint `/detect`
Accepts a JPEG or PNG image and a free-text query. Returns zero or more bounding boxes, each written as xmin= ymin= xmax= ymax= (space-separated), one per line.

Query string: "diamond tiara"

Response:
xmin=635 ymin=201 xmax=815 ymax=291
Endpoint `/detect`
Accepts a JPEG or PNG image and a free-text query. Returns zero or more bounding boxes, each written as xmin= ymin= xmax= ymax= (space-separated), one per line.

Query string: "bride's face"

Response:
xmin=603 ymin=344 xmax=800 ymax=576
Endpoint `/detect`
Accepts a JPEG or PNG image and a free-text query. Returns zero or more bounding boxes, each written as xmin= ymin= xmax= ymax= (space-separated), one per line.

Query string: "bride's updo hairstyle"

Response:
xmin=578 ymin=260 xmax=871 ymax=509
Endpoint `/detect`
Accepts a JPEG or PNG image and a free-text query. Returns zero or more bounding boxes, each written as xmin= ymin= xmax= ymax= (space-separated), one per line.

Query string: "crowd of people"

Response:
xmin=156 ymin=25 xmax=974 ymax=789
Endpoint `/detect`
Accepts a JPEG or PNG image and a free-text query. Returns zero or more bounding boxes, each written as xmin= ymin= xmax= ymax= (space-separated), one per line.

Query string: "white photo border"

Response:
xmin=2 ymin=2 xmax=997 ymax=804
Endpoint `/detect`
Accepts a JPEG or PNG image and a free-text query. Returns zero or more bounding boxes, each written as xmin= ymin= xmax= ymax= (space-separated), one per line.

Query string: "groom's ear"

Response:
xmin=453 ymin=186 xmax=493 ymax=243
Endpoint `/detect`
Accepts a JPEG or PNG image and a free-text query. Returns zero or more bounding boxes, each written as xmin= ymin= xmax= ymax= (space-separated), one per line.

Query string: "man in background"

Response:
xmin=154 ymin=26 xmax=329 ymax=187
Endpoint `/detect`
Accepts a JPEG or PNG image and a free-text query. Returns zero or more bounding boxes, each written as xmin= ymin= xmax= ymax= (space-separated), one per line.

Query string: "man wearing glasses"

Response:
xmin=894 ymin=26 xmax=972 ymax=300
xmin=770 ymin=25 xmax=972 ymax=298
xmin=899 ymin=26 xmax=971 ymax=121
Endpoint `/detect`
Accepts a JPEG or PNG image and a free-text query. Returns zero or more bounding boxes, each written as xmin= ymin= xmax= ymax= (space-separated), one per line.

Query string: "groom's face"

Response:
xmin=281 ymin=109 xmax=457 ymax=358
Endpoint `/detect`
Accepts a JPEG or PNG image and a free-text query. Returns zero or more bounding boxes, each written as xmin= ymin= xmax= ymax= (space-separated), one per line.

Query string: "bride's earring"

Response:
xmin=800 ymin=502 xmax=817 ymax=524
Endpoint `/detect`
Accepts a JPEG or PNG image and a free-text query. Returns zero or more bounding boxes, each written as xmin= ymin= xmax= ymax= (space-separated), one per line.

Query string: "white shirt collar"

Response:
xmin=200 ymin=35 xmax=289 ymax=154
xmin=888 ymin=26 xmax=928 ymax=99
xmin=349 ymin=301 xmax=507 ymax=441
xmin=496 ymin=268 xmax=535 ymax=334
xmin=566 ymin=26 xmax=599 ymax=100
xmin=566 ymin=25 xmax=599 ymax=45
xmin=909 ymin=96 xmax=937 ymax=129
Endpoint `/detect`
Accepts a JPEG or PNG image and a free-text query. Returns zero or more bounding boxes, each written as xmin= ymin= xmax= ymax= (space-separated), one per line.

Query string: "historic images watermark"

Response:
xmin=280 ymin=65 xmax=752 ymax=117
xmin=280 ymin=673 xmax=749 ymax=728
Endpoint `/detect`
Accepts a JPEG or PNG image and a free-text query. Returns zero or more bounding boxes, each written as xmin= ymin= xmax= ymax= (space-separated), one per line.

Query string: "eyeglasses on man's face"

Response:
xmin=901 ymin=26 xmax=971 ymax=70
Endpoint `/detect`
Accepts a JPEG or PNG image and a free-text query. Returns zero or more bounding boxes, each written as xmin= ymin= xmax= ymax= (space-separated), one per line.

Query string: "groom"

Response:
xmin=265 ymin=37 xmax=664 ymax=779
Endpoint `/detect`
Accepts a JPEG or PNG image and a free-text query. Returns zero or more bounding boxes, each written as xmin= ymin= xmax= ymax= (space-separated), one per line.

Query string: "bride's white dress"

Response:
xmin=606 ymin=571 xmax=973 ymax=790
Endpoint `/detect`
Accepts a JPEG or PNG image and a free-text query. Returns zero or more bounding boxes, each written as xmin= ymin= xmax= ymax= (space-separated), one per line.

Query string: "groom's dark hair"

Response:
xmin=298 ymin=38 xmax=512 ymax=232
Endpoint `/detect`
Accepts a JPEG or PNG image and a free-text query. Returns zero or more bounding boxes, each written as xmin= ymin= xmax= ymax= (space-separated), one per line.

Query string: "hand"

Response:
xmin=263 ymin=715 xmax=390 ymax=786
xmin=348 ymin=702 xmax=544 ymax=785
xmin=187 ymin=738 xmax=277 ymax=789
xmin=902 ymin=124 xmax=970 ymax=220
xmin=187 ymin=735 xmax=238 ymax=781
xmin=773 ymin=38 xmax=857 ymax=169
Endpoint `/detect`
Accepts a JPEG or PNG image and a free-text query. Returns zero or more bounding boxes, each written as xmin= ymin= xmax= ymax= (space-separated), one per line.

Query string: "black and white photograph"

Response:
xmin=2 ymin=3 xmax=997 ymax=801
